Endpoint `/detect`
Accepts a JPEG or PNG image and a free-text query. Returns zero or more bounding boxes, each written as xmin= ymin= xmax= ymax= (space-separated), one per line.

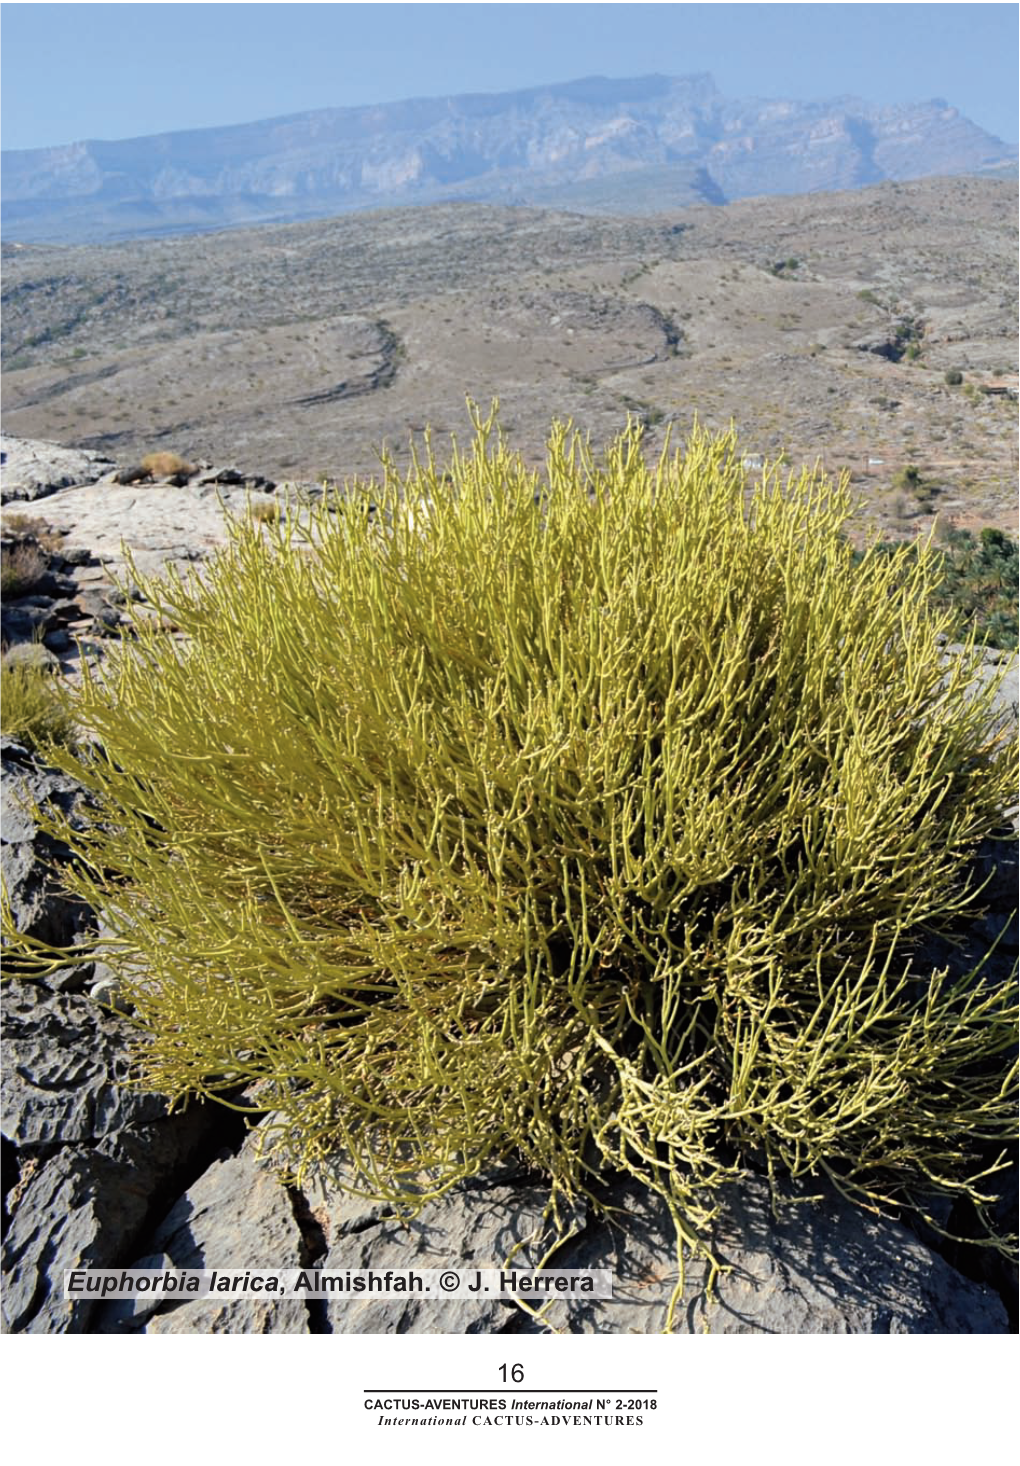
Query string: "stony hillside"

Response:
xmin=2 ymin=176 xmax=1016 ymax=539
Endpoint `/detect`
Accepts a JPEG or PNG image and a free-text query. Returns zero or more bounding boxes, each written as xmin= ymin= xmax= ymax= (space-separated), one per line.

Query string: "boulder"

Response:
xmin=309 ymin=1163 xmax=584 ymax=1335
xmin=1 ymin=1147 xmax=157 ymax=1333
xmin=0 ymin=986 xmax=219 ymax=1334
xmin=0 ymin=601 xmax=53 ymax=648
xmin=11 ymin=480 xmax=274 ymax=581
xmin=1 ymin=641 xmax=61 ymax=675
xmin=0 ymin=435 xmax=115 ymax=504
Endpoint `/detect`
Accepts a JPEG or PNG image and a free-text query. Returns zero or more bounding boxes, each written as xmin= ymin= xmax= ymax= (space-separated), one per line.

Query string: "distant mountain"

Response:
xmin=2 ymin=73 xmax=1015 ymax=242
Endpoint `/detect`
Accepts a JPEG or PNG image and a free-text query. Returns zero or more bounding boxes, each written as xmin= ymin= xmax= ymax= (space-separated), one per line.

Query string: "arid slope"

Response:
xmin=2 ymin=176 xmax=1016 ymax=536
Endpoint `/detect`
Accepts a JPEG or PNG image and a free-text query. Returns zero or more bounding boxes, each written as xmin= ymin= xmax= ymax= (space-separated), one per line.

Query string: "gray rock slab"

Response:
xmin=302 ymin=1164 xmax=1008 ymax=1335
xmin=138 ymin=1118 xmax=310 ymax=1334
xmin=0 ymin=435 xmax=115 ymax=504
xmin=1 ymin=972 xmax=220 ymax=1334
xmin=1 ymin=1146 xmax=155 ymax=1332
xmin=18 ymin=480 xmax=294 ymax=582
xmin=309 ymin=1165 xmax=582 ymax=1335
xmin=1 ymin=746 xmax=96 ymax=950
xmin=525 ymin=1172 xmax=1009 ymax=1334
xmin=0 ymin=601 xmax=55 ymax=646
xmin=0 ymin=982 xmax=168 ymax=1147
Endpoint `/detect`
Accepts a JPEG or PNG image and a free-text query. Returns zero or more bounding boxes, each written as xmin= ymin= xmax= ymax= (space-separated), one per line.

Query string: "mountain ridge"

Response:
xmin=3 ymin=72 xmax=1015 ymax=243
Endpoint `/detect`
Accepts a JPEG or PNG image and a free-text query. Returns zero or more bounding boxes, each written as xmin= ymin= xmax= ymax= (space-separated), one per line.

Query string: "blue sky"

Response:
xmin=1 ymin=2 xmax=1017 ymax=151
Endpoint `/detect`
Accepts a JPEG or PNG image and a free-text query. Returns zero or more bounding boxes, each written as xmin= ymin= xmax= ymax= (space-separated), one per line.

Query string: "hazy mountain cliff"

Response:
xmin=2 ymin=73 xmax=1014 ymax=242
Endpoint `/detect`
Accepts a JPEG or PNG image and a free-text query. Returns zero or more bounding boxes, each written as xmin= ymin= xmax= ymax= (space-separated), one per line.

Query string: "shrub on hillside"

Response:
xmin=140 ymin=451 xmax=195 ymax=479
xmin=1 ymin=542 xmax=49 ymax=598
xmin=5 ymin=411 xmax=1016 ymax=1289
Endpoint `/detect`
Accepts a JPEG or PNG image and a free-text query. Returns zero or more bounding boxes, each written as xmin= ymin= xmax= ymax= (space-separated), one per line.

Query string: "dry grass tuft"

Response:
xmin=140 ymin=451 xmax=195 ymax=479
xmin=1 ymin=542 xmax=49 ymax=598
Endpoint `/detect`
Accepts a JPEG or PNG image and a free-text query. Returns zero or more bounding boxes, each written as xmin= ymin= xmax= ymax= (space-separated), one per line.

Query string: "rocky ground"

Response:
xmin=1 ymin=436 xmax=1017 ymax=1335
xmin=2 ymin=177 xmax=1017 ymax=541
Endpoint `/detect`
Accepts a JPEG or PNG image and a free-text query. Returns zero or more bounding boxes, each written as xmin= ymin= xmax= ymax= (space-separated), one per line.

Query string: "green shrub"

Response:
xmin=944 ymin=369 xmax=964 ymax=387
xmin=0 ymin=659 xmax=76 ymax=753
xmin=892 ymin=464 xmax=923 ymax=493
xmin=5 ymin=412 xmax=1017 ymax=1293
xmin=871 ymin=525 xmax=1019 ymax=651
xmin=893 ymin=315 xmax=925 ymax=355
xmin=892 ymin=464 xmax=939 ymax=511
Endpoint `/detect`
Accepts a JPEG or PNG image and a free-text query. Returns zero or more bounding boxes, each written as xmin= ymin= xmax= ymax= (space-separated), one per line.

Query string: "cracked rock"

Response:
xmin=507 ymin=1170 xmax=1011 ymax=1334
xmin=0 ymin=435 xmax=115 ymax=504
xmin=133 ymin=1117 xmax=310 ymax=1334
xmin=1 ymin=744 xmax=96 ymax=951
xmin=1 ymin=1147 xmax=156 ymax=1333
xmin=286 ymin=1161 xmax=1010 ymax=1335
xmin=304 ymin=1164 xmax=586 ymax=1335
xmin=0 ymin=978 xmax=221 ymax=1334
xmin=0 ymin=982 xmax=165 ymax=1147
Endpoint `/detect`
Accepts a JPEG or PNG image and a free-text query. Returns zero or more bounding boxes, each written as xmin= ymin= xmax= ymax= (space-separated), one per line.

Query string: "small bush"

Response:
xmin=4 ymin=513 xmax=49 ymax=537
xmin=944 ymin=369 xmax=964 ymax=387
xmin=0 ymin=660 xmax=76 ymax=753
xmin=250 ymin=500 xmax=282 ymax=525
xmin=5 ymin=412 xmax=1016 ymax=1285
xmin=892 ymin=464 xmax=925 ymax=495
xmin=140 ymin=451 xmax=195 ymax=479
xmin=0 ymin=542 xmax=48 ymax=598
